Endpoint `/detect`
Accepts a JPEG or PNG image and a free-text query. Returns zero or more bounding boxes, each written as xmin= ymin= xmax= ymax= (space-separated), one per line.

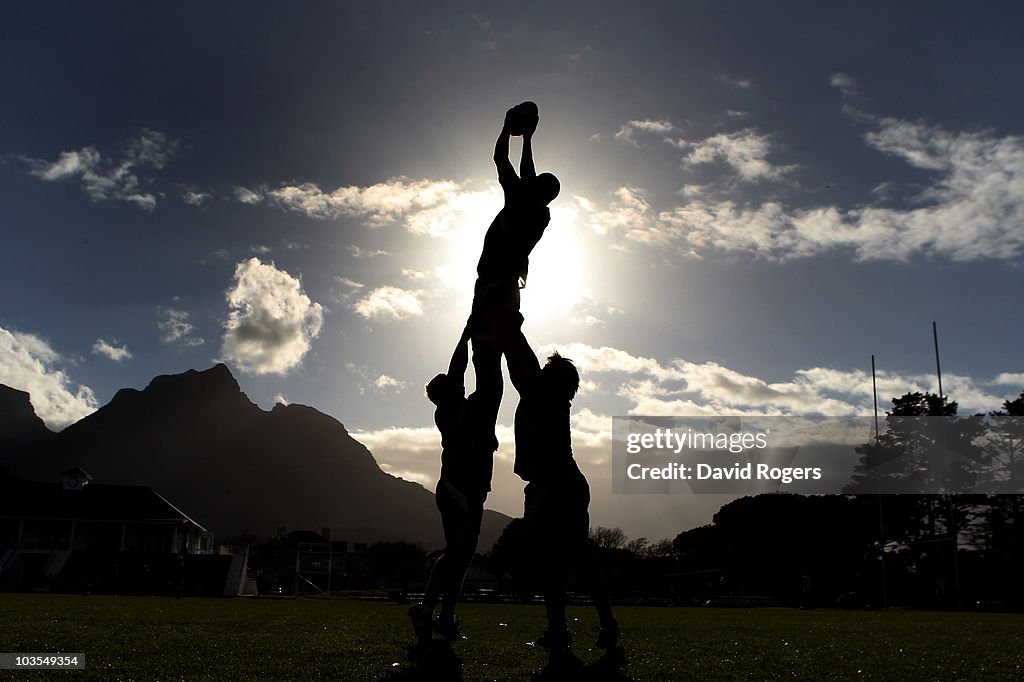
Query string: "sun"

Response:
xmin=436 ymin=201 xmax=592 ymax=332
xmin=519 ymin=204 xmax=590 ymax=325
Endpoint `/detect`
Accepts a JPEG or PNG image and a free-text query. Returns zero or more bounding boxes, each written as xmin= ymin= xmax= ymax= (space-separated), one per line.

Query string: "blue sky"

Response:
xmin=3 ymin=2 xmax=1023 ymax=539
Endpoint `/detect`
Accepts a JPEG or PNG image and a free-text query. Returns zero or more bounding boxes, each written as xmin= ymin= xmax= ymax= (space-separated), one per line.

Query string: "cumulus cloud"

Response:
xmin=0 ymin=325 xmax=98 ymax=430
xmin=352 ymin=422 xmax=516 ymax=498
xmin=682 ymin=129 xmax=796 ymax=181
xmin=238 ymin=177 xmax=504 ymax=240
xmin=182 ymin=189 xmax=211 ymax=206
xmin=539 ymin=342 xmax=1012 ymax=417
xmin=587 ymin=116 xmax=1024 ymax=262
xmin=582 ymin=188 xmax=652 ymax=241
xmin=333 ymin=276 xmax=364 ymax=290
xmin=611 ymin=120 xmax=792 ymax=182
xmin=23 ymin=129 xmax=177 ymax=210
xmin=402 ymin=269 xmax=427 ymax=281
xmin=614 ymin=119 xmax=678 ymax=146
xmin=993 ymin=373 xmax=1024 ymax=387
xmin=330 ymin=276 xmax=364 ymax=305
xmin=92 ymin=338 xmax=132 ymax=362
xmin=345 ymin=363 xmax=408 ymax=394
xmin=157 ymin=307 xmax=205 ymax=347
xmin=348 ymin=246 xmax=391 ymax=259
xmin=829 ymin=72 xmax=859 ymax=98
xmin=348 ymin=345 xmax=1017 ymax=535
xmin=353 ymin=286 xmax=423 ymax=321
xmin=234 ymin=186 xmax=263 ymax=204
xmin=375 ymin=374 xmax=406 ymax=390
xmin=221 ymin=258 xmax=324 ymax=375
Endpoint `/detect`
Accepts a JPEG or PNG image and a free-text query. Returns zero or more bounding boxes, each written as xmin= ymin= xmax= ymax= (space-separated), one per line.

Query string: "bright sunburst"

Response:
xmin=436 ymin=199 xmax=592 ymax=334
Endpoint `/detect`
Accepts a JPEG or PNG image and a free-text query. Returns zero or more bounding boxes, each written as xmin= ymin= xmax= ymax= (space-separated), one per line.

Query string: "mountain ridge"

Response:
xmin=1 ymin=364 xmax=510 ymax=549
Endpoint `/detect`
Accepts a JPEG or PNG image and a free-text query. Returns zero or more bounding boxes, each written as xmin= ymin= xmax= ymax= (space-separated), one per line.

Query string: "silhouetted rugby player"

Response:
xmin=471 ymin=102 xmax=560 ymax=421
xmin=514 ymin=351 xmax=619 ymax=652
xmin=410 ymin=325 xmax=498 ymax=645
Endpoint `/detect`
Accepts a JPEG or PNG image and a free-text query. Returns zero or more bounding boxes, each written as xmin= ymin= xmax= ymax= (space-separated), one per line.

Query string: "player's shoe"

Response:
xmin=529 ymin=628 xmax=572 ymax=651
xmin=594 ymin=618 xmax=620 ymax=649
xmin=408 ymin=604 xmax=433 ymax=646
xmin=433 ymin=616 xmax=467 ymax=642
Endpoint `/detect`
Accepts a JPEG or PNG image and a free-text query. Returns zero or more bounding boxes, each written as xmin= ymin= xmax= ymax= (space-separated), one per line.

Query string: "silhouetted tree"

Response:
xmin=486 ymin=518 xmax=534 ymax=598
xmin=672 ymin=495 xmax=878 ymax=606
xmin=590 ymin=526 xmax=626 ymax=550
xmin=365 ymin=541 xmax=425 ymax=592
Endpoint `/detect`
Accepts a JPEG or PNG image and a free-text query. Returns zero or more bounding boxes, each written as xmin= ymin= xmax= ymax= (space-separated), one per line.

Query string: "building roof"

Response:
xmin=0 ymin=476 xmax=207 ymax=530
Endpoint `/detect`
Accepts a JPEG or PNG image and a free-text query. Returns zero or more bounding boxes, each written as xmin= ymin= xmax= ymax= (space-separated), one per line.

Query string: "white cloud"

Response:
xmin=345 ymin=363 xmax=410 ymax=395
xmin=682 ymin=129 xmax=796 ymax=181
xmin=262 ymin=178 xmax=467 ymax=231
xmin=348 ymin=246 xmax=391 ymax=259
xmin=273 ymin=393 xmax=290 ymax=406
xmin=182 ymin=189 xmax=211 ymax=206
xmin=234 ymin=186 xmax=263 ymax=204
xmin=221 ymin=258 xmax=325 ymax=375
xmin=583 ymin=187 xmax=652 ymax=240
xmin=351 ymin=422 xmax=517 ymax=501
xmin=250 ymin=244 xmax=272 ymax=255
xmin=157 ymin=307 xmax=205 ymax=347
xmin=330 ymin=276 xmax=364 ymax=304
xmin=32 ymin=148 xmax=99 ymax=180
xmin=993 ymin=373 xmax=1024 ymax=387
xmin=587 ymin=116 xmax=1024 ymax=262
xmin=92 ymin=338 xmax=133 ymax=362
xmin=375 ymin=374 xmax=406 ymax=390
xmin=540 ymin=342 xmax=1012 ymax=417
xmin=614 ymin=119 xmax=677 ymax=146
xmin=402 ymin=269 xmax=427 ymax=281
xmin=241 ymin=176 xmax=504 ymax=240
xmin=125 ymin=129 xmax=177 ymax=168
xmin=829 ymin=72 xmax=859 ymax=98
xmin=333 ymin=276 xmax=364 ymax=290
xmin=353 ymin=286 xmax=423 ymax=321
xmin=0 ymin=325 xmax=98 ymax=430
xmin=24 ymin=129 xmax=177 ymax=210
xmin=611 ymin=120 xmax=792 ymax=182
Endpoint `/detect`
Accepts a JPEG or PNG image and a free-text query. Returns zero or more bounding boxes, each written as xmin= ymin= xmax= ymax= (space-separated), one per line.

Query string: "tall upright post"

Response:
xmin=872 ymin=354 xmax=888 ymax=608
xmin=932 ymin=321 xmax=961 ymax=609
xmin=871 ymin=354 xmax=880 ymax=442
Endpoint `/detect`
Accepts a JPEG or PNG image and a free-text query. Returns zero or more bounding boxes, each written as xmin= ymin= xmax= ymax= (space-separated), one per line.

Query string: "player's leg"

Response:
xmin=526 ymin=480 xmax=573 ymax=650
xmin=470 ymin=310 xmax=504 ymax=418
xmin=569 ymin=469 xmax=619 ymax=648
xmin=501 ymin=319 xmax=542 ymax=397
xmin=411 ymin=480 xmax=455 ymax=644
xmin=435 ymin=489 xmax=483 ymax=640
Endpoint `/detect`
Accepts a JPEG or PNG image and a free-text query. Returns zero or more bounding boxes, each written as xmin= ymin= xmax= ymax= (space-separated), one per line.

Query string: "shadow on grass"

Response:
xmin=533 ymin=646 xmax=631 ymax=681
xmin=382 ymin=641 xmax=464 ymax=681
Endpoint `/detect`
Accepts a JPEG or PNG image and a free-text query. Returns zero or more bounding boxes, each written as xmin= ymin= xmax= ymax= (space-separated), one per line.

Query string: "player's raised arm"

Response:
xmin=446 ymin=323 xmax=473 ymax=387
xmin=494 ymin=110 xmax=518 ymax=187
xmin=520 ymin=109 xmax=539 ymax=181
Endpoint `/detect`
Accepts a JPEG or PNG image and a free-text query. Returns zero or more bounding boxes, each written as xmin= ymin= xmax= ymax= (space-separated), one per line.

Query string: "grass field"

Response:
xmin=1 ymin=594 xmax=1023 ymax=681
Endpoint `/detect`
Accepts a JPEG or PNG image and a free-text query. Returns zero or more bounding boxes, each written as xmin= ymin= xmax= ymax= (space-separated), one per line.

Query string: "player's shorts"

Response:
xmin=523 ymin=466 xmax=590 ymax=566
xmin=436 ymin=478 xmax=485 ymax=552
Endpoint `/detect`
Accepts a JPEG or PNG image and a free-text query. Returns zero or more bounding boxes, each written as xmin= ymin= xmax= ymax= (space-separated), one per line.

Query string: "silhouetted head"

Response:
xmin=541 ymin=352 xmax=580 ymax=402
xmin=529 ymin=172 xmax=560 ymax=206
xmin=426 ymin=373 xmax=462 ymax=406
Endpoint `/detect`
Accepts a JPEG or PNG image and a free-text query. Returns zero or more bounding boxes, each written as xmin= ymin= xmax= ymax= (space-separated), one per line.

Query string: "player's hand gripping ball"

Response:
xmin=506 ymin=101 xmax=539 ymax=136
